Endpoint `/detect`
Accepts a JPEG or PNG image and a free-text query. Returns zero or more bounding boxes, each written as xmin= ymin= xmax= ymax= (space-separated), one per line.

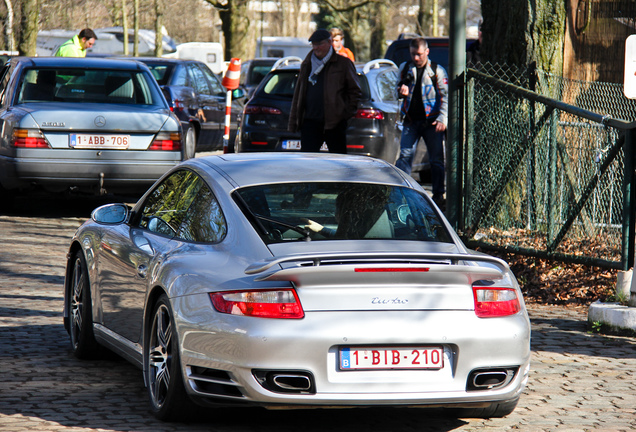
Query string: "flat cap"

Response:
xmin=309 ymin=29 xmax=331 ymax=43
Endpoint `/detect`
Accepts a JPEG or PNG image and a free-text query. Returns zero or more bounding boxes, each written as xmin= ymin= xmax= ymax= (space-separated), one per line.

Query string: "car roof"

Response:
xmin=267 ymin=59 xmax=396 ymax=76
xmin=118 ymin=56 xmax=196 ymax=65
xmin=194 ymin=153 xmax=411 ymax=188
xmin=10 ymin=56 xmax=151 ymax=71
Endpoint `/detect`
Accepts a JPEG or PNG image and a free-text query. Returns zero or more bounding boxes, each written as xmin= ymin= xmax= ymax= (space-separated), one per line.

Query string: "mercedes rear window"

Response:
xmin=17 ymin=67 xmax=166 ymax=106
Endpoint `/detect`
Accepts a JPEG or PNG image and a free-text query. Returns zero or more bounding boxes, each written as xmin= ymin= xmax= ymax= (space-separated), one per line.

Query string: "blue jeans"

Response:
xmin=396 ymin=120 xmax=445 ymax=198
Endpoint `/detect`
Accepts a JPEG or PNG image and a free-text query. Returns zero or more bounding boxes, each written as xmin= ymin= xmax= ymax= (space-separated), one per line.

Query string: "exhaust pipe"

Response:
xmin=472 ymin=371 xmax=509 ymax=389
xmin=253 ymin=370 xmax=315 ymax=394
xmin=272 ymin=374 xmax=312 ymax=391
xmin=467 ymin=368 xmax=517 ymax=391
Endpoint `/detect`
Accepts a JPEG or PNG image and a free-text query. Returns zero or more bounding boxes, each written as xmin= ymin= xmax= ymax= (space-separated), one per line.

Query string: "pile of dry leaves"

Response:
xmin=484 ymin=250 xmax=618 ymax=306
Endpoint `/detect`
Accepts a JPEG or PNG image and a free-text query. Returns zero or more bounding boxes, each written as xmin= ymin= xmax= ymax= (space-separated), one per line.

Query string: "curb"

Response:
xmin=588 ymin=301 xmax=636 ymax=332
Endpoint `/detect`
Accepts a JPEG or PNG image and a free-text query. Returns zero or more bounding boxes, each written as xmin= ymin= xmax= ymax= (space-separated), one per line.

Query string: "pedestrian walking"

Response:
xmin=289 ymin=29 xmax=361 ymax=154
xmin=54 ymin=28 xmax=97 ymax=57
xmin=395 ymin=37 xmax=448 ymax=207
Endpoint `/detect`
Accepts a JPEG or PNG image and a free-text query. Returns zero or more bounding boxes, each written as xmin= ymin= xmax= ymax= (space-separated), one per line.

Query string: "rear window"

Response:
xmin=234 ymin=182 xmax=452 ymax=244
xmin=248 ymin=63 xmax=275 ymax=86
xmin=261 ymin=70 xmax=298 ymax=97
xmin=144 ymin=63 xmax=175 ymax=86
xmin=17 ymin=67 xmax=166 ymax=106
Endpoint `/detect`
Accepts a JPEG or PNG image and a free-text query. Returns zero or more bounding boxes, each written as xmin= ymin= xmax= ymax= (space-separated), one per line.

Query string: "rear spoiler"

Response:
xmin=245 ymin=252 xmax=510 ymax=277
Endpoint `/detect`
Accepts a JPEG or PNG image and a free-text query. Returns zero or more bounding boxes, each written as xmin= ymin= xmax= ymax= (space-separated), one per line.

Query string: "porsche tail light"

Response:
xmin=149 ymin=132 xmax=182 ymax=151
xmin=355 ymin=108 xmax=384 ymax=120
xmin=13 ymin=129 xmax=50 ymax=148
xmin=210 ymin=289 xmax=304 ymax=319
xmin=244 ymin=105 xmax=282 ymax=115
xmin=472 ymin=287 xmax=521 ymax=318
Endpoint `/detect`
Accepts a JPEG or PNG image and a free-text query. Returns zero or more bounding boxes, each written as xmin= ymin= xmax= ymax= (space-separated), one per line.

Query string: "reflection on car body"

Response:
xmin=63 ymin=152 xmax=530 ymax=422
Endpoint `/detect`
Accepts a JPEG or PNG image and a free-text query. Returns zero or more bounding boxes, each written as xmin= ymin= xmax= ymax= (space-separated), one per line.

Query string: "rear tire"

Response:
xmin=145 ymin=294 xmax=194 ymax=421
xmin=67 ymin=251 xmax=101 ymax=359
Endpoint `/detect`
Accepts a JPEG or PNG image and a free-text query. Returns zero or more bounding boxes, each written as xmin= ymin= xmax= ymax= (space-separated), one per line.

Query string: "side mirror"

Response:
xmin=91 ymin=203 xmax=130 ymax=225
xmin=232 ymin=88 xmax=246 ymax=99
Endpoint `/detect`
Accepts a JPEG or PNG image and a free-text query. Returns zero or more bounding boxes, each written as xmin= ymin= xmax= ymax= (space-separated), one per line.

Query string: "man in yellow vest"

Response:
xmin=54 ymin=28 xmax=97 ymax=57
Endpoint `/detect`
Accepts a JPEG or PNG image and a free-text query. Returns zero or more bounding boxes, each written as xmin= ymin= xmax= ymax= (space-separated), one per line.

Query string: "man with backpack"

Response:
xmin=395 ymin=37 xmax=449 ymax=208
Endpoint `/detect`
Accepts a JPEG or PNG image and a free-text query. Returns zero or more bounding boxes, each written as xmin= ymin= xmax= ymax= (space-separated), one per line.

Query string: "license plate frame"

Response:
xmin=339 ymin=346 xmax=445 ymax=371
xmin=70 ymin=134 xmax=130 ymax=149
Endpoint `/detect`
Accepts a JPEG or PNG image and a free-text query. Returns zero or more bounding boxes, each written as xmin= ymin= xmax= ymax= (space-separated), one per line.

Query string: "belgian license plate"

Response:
xmin=282 ymin=140 xmax=301 ymax=150
xmin=70 ymin=134 xmax=130 ymax=149
xmin=339 ymin=346 xmax=444 ymax=371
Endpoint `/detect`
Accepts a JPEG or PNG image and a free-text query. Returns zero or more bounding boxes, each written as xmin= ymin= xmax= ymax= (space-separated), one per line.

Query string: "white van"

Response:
xmin=163 ymin=42 xmax=225 ymax=74
xmin=255 ymin=37 xmax=311 ymax=59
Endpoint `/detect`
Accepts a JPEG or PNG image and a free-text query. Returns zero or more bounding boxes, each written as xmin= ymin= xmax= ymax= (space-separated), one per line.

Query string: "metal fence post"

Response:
xmin=621 ymin=128 xmax=636 ymax=270
xmin=446 ymin=0 xmax=466 ymax=229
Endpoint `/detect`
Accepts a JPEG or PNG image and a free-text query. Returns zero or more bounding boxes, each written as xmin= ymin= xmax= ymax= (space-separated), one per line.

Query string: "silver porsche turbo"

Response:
xmin=63 ymin=152 xmax=530 ymax=421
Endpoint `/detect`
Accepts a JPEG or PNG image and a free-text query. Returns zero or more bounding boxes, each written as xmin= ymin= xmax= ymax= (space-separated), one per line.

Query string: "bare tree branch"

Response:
xmin=320 ymin=0 xmax=381 ymax=13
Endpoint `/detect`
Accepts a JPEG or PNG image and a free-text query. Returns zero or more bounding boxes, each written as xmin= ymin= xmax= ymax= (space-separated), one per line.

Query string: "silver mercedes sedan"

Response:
xmin=0 ymin=57 xmax=183 ymax=200
xmin=63 ymin=153 xmax=530 ymax=421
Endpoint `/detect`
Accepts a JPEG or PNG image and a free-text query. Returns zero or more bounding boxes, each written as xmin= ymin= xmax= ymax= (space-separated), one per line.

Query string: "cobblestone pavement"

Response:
xmin=1 ymin=205 xmax=635 ymax=432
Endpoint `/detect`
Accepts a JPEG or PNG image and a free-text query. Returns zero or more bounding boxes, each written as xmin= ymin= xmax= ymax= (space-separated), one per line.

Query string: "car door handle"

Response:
xmin=137 ymin=264 xmax=148 ymax=279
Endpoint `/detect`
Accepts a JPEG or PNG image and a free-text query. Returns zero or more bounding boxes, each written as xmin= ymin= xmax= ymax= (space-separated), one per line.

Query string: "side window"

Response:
xmin=173 ymin=65 xmax=187 ymax=86
xmin=198 ymin=64 xmax=224 ymax=95
xmin=138 ymin=170 xmax=202 ymax=237
xmin=0 ymin=64 xmax=11 ymax=105
xmin=178 ymin=183 xmax=227 ymax=243
xmin=376 ymin=69 xmax=398 ymax=102
xmin=138 ymin=169 xmax=227 ymax=243
xmin=187 ymin=63 xmax=211 ymax=95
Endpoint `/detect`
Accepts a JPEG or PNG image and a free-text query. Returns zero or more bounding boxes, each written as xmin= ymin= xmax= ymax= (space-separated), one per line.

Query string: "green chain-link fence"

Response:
xmin=461 ymin=62 xmax=636 ymax=269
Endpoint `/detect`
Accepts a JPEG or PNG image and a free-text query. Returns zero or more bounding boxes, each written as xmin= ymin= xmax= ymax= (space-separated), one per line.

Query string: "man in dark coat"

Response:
xmin=289 ymin=29 xmax=361 ymax=153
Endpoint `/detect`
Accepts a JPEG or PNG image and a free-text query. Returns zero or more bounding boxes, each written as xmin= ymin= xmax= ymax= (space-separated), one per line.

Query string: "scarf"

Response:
xmin=309 ymin=47 xmax=333 ymax=85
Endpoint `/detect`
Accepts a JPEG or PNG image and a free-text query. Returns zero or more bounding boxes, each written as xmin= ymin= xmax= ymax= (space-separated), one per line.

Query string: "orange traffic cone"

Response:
xmin=222 ymin=58 xmax=241 ymax=90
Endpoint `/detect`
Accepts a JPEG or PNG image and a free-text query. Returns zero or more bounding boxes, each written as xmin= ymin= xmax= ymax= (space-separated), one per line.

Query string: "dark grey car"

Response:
xmin=0 ymin=57 xmax=183 ymax=200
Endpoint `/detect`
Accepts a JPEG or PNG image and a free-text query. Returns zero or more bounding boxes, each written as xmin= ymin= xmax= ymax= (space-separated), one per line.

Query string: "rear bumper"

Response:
xmin=0 ymin=149 xmax=181 ymax=194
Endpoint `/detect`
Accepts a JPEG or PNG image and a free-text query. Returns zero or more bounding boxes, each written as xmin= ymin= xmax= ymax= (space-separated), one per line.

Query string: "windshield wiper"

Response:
xmin=254 ymin=214 xmax=312 ymax=241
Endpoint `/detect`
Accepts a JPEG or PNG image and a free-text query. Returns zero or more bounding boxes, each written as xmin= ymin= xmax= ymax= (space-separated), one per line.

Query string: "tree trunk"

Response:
xmin=17 ymin=0 xmax=38 ymax=56
xmin=154 ymin=0 xmax=164 ymax=57
xmin=122 ymin=0 xmax=129 ymax=55
xmin=370 ymin=0 xmax=388 ymax=59
xmin=3 ymin=0 xmax=15 ymax=51
xmin=134 ymin=0 xmax=140 ymax=57
xmin=481 ymin=0 xmax=566 ymax=75
xmin=218 ymin=0 xmax=250 ymax=61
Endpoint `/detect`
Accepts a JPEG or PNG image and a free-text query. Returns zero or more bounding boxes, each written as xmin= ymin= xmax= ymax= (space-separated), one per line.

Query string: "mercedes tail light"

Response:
xmin=210 ymin=289 xmax=304 ymax=319
xmin=149 ymin=132 xmax=182 ymax=151
xmin=170 ymin=98 xmax=185 ymax=112
xmin=472 ymin=287 xmax=521 ymax=318
xmin=355 ymin=108 xmax=384 ymax=120
xmin=244 ymin=105 xmax=282 ymax=115
xmin=12 ymin=129 xmax=50 ymax=148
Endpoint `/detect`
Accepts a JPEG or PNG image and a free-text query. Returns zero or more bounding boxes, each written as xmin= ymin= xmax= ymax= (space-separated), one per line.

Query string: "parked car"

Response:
xmin=123 ymin=57 xmax=245 ymax=154
xmin=0 ymin=57 xmax=183 ymax=200
xmin=239 ymin=57 xmax=279 ymax=98
xmin=63 ymin=152 xmax=530 ymax=421
xmin=235 ymin=58 xmax=401 ymax=164
xmin=384 ymin=34 xmax=477 ymax=71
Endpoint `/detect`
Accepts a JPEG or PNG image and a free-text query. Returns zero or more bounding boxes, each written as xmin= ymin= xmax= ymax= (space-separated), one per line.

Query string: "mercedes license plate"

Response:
xmin=339 ymin=346 xmax=444 ymax=371
xmin=70 ymin=134 xmax=130 ymax=149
